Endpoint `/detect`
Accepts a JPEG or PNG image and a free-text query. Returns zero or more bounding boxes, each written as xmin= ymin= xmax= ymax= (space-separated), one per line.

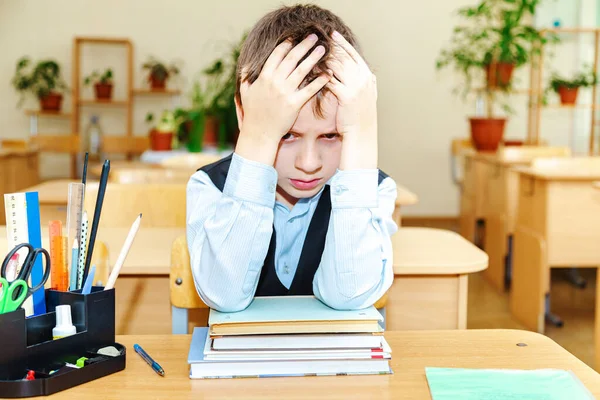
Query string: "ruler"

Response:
xmin=4 ymin=193 xmax=34 ymax=316
xmin=66 ymin=182 xmax=85 ymax=270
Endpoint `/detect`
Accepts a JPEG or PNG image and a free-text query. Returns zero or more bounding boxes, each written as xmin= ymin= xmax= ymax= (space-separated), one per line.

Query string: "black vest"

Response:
xmin=199 ymin=154 xmax=389 ymax=297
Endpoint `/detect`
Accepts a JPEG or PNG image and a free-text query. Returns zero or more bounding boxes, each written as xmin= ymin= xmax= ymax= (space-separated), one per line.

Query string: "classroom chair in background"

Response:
xmin=159 ymin=153 xmax=224 ymax=170
xmin=169 ymin=234 xmax=389 ymax=334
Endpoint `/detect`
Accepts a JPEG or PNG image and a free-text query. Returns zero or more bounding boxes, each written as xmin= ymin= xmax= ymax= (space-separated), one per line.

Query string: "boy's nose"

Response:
xmin=295 ymin=144 xmax=322 ymax=174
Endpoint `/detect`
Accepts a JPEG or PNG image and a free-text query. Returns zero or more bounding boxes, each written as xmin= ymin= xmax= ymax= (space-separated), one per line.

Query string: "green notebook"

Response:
xmin=209 ymin=296 xmax=384 ymax=336
xmin=425 ymin=367 xmax=595 ymax=400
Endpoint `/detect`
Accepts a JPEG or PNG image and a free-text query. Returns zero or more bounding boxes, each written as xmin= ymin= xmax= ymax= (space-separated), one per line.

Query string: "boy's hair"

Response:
xmin=236 ymin=4 xmax=363 ymax=118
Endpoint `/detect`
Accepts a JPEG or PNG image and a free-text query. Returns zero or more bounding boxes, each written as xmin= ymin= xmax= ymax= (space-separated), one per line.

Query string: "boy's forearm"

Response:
xmin=234 ymin=129 xmax=281 ymax=167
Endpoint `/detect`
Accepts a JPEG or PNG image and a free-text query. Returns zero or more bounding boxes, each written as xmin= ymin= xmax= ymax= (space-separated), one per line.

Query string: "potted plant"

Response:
xmin=84 ymin=68 xmax=114 ymax=100
xmin=146 ymin=110 xmax=186 ymax=151
xmin=547 ymin=67 xmax=597 ymax=105
xmin=11 ymin=57 xmax=68 ymax=111
xmin=436 ymin=0 xmax=557 ymax=151
xmin=189 ymin=34 xmax=244 ymax=151
xmin=142 ymin=56 xmax=180 ymax=90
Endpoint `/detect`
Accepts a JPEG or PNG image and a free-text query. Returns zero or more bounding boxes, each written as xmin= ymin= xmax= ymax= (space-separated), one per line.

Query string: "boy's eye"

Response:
xmin=321 ymin=133 xmax=340 ymax=140
xmin=281 ymin=133 xmax=294 ymax=141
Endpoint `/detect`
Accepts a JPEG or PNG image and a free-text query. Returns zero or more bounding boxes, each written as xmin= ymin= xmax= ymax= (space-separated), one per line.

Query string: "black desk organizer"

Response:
xmin=0 ymin=287 xmax=126 ymax=398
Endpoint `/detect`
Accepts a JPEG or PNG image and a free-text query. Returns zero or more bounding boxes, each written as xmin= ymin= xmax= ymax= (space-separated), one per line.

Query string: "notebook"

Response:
xmin=212 ymin=332 xmax=384 ymax=351
xmin=208 ymin=296 xmax=384 ymax=336
xmin=188 ymin=327 xmax=392 ymax=379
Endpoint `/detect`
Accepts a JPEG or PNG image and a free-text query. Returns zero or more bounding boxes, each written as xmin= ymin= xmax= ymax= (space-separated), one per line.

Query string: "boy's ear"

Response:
xmin=235 ymin=96 xmax=244 ymax=131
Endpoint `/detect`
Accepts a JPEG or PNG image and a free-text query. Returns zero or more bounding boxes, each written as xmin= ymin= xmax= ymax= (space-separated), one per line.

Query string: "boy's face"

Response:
xmin=274 ymin=92 xmax=342 ymax=206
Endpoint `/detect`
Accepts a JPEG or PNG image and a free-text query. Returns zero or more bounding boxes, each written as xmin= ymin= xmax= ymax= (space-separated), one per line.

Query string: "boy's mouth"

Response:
xmin=289 ymin=178 xmax=322 ymax=190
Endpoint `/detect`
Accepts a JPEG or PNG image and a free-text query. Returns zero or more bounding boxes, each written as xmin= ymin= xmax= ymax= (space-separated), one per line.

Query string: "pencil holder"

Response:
xmin=0 ymin=286 xmax=126 ymax=398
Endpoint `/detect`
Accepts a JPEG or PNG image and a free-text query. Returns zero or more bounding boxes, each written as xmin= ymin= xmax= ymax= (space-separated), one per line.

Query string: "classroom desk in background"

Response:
xmin=510 ymin=162 xmax=600 ymax=370
xmin=31 ymin=330 xmax=600 ymax=399
xmin=387 ymin=227 xmax=488 ymax=331
xmin=0 ymin=146 xmax=40 ymax=225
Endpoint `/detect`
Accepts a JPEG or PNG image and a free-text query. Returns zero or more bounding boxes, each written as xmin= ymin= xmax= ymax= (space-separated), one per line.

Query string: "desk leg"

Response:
xmin=510 ymin=227 xmax=547 ymax=333
xmin=483 ymin=213 xmax=507 ymax=293
xmin=386 ymin=275 xmax=464 ymax=330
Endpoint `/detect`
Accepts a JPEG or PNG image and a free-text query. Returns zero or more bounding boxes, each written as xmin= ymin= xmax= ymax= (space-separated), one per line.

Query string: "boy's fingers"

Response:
xmin=331 ymin=31 xmax=367 ymax=67
xmin=325 ymin=75 xmax=345 ymax=99
xmin=296 ymin=73 xmax=330 ymax=104
xmin=326 ymin=58 xmax=347 ymax=84
xmin=277 ymin=34 xmax=319 ymax=78
xmin=287 ymin=45 xmax=326 ymax=88
xmin=262 ymin=40 xmax=293 ymax=76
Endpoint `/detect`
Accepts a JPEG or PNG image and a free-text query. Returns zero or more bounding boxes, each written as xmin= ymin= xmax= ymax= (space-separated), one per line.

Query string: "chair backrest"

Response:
xmin=84 ymin=182 xmax=186 ymax=228
xmin=159 ymin=153 xmax=225 ymax=170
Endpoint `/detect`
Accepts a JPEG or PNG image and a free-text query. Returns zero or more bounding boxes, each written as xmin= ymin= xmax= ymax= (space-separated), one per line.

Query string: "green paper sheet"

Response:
xmin=425 ymin=367 xmax=595 ymax=400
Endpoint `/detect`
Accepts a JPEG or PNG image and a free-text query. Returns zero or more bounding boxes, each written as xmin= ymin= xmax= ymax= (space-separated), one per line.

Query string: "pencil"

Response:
xmin=105 ymin=213 xmax=142 ymax=290
xmin=84 ymin=159 xmax=110 ymax=282
xmin=69 ymin=238 xmax=79 ymax=291
xmin=82 ymin=152 xmax=89 ymax=185
xmin=77 ymin=211 xmax=89 ymax=290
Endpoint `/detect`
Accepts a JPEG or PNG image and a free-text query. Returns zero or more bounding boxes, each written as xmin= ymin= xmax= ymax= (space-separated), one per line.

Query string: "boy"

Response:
xmin=186 ymin=4 xmax=398 ymax=312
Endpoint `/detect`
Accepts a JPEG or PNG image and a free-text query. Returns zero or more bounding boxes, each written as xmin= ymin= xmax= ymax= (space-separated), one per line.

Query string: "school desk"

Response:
xmin=509 ymin=157 xmax=600 ymax=369
xmin=386 ymin=227 xmax=488 ymax=331
xmin=0 ymin=146 xmax=40 ymax=225
xmin=393 ymin=184 xmax=418 ymax=226
xmin=34 ymin=329 xmax=600 ymax=399
xmin=476 ymin=147 xmax=570 ymax=293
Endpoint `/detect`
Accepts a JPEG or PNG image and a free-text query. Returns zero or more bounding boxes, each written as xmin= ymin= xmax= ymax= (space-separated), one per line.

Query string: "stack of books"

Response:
xmin=187 ymin=296 xmax=392 ymax=379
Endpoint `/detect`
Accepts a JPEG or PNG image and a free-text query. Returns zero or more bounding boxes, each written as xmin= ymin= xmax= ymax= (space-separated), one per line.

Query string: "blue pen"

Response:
xmin=134 ymin=344 xmax=165 ymax=377
xmin=81 ymin=265 xmax=95 ymax=295
xmin=69 ymin=239 xmax=79 ymax=291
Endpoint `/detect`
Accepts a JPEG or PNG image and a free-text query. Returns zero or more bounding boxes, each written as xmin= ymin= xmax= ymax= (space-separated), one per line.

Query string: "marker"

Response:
xmin=133 ymin=344 xmax=164 ymax=377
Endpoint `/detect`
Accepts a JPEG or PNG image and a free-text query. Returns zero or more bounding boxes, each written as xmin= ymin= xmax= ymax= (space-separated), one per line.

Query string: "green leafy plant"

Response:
xmin=189 ymin=33 xmax=245 ymax=147
xmin=142 ymin=56 xmax=180 ymax=84
xmin=549 ymin=67 xmax=597 ymax=92
xmin=436 ymin=0 xmax=558 ymax=116
xmin=84 ymin=68 xmax=113 ymax=86
xmin=11 ymin=57 xmax=68 ymax=106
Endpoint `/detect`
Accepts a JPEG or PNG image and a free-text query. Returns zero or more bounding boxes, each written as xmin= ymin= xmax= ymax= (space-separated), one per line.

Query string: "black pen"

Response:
xmin=134 ymin=344 xmax=164 ymax=377
xmin=83 ymin=159 xmax=110 ymax=281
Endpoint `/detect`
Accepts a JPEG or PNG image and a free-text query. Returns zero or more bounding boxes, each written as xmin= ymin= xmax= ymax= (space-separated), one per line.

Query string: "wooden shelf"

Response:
xmin=25 ymin=110 xmax=71 ymax=118
xmin=543 ymin=104 xmax=600 ymax=110
xmin=473 ymin=87 xmax=532 ymax=95
xmin=132 ymin=88 xmax=181 ymax=96
xmin=78 ymin=99 xmax=129 ymax=107
xmin=75 ymin=37 xmax=130 ymax=45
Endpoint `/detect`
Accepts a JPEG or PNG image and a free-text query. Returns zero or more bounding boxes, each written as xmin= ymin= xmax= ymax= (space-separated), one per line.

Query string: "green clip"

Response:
xmin=76 ymin=357 xmax=88 ymax=368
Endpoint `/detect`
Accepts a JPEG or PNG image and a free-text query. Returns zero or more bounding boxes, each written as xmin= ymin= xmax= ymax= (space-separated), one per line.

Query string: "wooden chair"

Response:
xmin=170 ymin=234 xmax=388 ymax=334
xmin=451 ymin=138 xmax=474 ymax=187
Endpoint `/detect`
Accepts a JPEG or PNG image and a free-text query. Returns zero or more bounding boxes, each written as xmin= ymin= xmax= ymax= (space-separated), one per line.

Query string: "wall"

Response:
xmin=0 ymin=0 xmax=545 ymax=216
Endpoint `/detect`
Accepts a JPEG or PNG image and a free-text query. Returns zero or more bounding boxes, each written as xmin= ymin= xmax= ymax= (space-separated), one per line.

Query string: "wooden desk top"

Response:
xmin=0 ymin=226 xmax=184 ymax=276
xmin=0 ymin=147 xmax=38 ymax=158
xmin=392 ymin=227 xmax=488 ymax=275
xmin=22 ymin=179 xmax=85 ymax=205
xmin=396 ymin=184 xmax=418 ymax=206
xmin=36 ymin=330 xmax=600 ymax=399
xmin=514 ymin=166 xmax=600 ymax=181
xmin=464 ymin=146 xmax=571 ymax=166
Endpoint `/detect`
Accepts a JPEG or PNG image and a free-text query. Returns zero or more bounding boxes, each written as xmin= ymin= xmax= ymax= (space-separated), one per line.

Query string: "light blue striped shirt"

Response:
xmin=186 ymin=153 xmax=398 ymax=312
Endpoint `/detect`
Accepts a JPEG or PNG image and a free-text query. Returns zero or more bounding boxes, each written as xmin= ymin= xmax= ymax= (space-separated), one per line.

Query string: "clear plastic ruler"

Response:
xmin=66 ymin=183 xmax=85 ymax=267
xmin=4 ymin=193 xmax=33 ymax=315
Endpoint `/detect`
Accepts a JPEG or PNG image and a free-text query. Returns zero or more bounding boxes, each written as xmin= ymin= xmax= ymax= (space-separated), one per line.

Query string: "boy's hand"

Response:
xmin=235 ymin=34 xmax=331 ymax=166
xmin=326 ymin=31 xmax=378 ymax=170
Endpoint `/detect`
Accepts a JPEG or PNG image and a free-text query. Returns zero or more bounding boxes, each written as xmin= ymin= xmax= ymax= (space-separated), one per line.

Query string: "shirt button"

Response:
xmin=283 ymin=265 xmax=289 ymax=274
xmin=269 ymin=183 xmax=276 ymax=193
xmin=334 ymin=185 xmax=347 ymax=195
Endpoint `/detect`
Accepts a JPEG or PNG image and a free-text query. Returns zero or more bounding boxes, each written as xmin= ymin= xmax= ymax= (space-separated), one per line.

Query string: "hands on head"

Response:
xmin=235 ymin=31 xmax=378 ymax=170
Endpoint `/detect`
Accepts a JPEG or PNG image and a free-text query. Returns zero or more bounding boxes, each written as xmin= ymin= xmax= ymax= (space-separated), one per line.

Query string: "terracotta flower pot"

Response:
xmin=469 ymin=118 xmax=506 ymax=152
xmin=94 ymin=83 xmax=113 ymax=100
xmin=149 ymin=130 xmax=173 ymax=151
xmin=39 ymin=92 xmax=63 ymax=111
xmin=485 ymin=62 xmax=515 ymax=88
xmin=149 ymin=75 xmax=167 ymax=90
xmin=204 ymin=115 xmax=219 ymax=146
xmin=557 ymin=86 xmax=579 ymax=105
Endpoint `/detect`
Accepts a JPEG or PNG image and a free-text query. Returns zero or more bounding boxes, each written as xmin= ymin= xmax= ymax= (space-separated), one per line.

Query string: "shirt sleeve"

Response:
xmin=312 ymin=169 xmax=397 ymax=310
xmin=186 ymin=153 xmax=277 ymax=312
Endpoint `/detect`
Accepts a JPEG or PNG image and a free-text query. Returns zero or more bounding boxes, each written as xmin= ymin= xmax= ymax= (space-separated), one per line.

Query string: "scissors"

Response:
xmin=1 ymin=243 xmax=51 ymax=314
